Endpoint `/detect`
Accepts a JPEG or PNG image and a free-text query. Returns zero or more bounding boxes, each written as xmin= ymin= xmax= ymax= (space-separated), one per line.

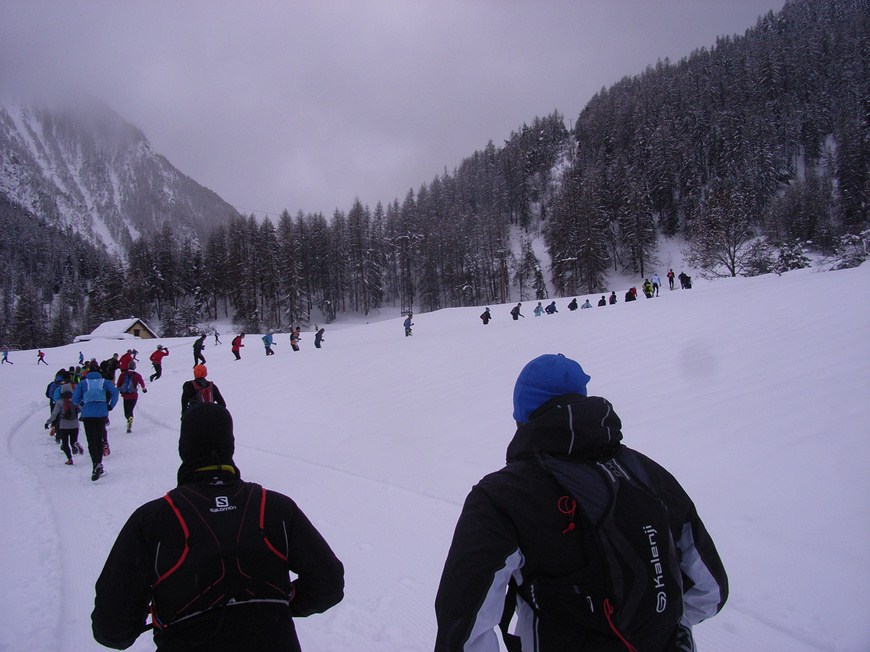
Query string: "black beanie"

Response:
xmin=179 ymin=403 xmax=235 ymax=464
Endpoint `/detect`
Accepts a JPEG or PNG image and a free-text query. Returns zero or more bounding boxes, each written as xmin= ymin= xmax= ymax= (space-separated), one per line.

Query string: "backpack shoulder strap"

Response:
xmin=255 ymin=484 xmax=290 ymax=563
xmin=154 ymin=490 xmax=191 ymax=587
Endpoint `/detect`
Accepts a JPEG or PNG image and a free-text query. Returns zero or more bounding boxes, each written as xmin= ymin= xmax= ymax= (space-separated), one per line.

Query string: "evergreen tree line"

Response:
xmin=557 ymin=0 xmax=869 ymax=280
xmin=2 ymin=0 xmax=867 ymax=348
xmin=0 ymin=196 xmax=113 ymax=349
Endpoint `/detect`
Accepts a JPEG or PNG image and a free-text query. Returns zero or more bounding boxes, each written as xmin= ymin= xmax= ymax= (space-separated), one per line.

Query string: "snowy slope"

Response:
xmin=1 ymin=264 xmax=868 ymax=651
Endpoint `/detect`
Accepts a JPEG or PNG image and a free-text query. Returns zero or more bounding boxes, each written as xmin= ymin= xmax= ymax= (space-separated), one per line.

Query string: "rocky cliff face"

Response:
xmin=0 ymin=100 xmax=237 ymax=254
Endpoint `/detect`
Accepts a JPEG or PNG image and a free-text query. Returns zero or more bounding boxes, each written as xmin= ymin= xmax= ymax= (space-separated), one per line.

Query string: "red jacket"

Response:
xmin=232 ymin=336 xmax=244 ymax=351
xmin=117 ymin=370 xmax=146 ymax=399
xmin=150 ymin=349 xmax=169 ymax=364
xmin=118 ymin=352 xmax=133 ymax=371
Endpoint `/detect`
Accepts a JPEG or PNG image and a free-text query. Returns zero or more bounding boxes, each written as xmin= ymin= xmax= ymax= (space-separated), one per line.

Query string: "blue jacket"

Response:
xmin=72 ymin=371 xmax=120 ymax=418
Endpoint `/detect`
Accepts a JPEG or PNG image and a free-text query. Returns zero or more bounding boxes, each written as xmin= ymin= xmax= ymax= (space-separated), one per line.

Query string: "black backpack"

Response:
xmin=150 ymin=483 xmax=292 ymax=628
xmin=517 ymin=449 xmax=684 ymax=649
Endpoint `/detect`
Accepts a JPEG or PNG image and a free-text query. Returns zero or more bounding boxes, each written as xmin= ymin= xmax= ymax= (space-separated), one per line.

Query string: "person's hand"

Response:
xmin=44 ymin=422 xmax=49 ymax=430
xmin=142 ymin=388 xmax=148 ymax=393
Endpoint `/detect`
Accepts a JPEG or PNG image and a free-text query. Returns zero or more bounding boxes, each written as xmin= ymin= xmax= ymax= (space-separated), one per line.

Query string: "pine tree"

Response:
xmin=14 ymin=282 xmax=46 ymax=349
xmin=684 ymin=177 xmax=757 ymax=277
xmin=548 ymin=165 xmax=610 ymax=294
xmin=276 ymin=211 xmax=303 ymax=325
xmin=513 ymin=238 xmax=545 ymax=301
xmin=617 ymin=174 xmax=658 ymax=278
xmin=257 ymin=218 xmax=281 ymax=328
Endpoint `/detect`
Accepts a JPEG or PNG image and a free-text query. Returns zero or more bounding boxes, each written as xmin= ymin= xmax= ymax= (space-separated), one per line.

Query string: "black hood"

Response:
xmin=506 ymin=394 xmax=623 ymax=463
xmin=177 ymin=403 xmax=239 ymax=485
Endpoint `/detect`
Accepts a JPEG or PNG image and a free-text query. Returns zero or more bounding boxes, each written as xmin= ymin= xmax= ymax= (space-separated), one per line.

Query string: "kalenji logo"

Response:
xmin=643 ymin=524 xmax=668 ymax=612
xmin=210 ymin=496 xmax=237 ymax=513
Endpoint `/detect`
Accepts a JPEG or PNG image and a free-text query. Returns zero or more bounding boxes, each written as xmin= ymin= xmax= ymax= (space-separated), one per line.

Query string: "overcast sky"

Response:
xmin=1 ymin=1 xmax=786 ymax=218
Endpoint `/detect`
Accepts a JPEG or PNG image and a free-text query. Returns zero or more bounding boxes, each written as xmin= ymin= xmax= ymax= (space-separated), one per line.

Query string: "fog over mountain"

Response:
xmin=0 ymin=100 xmax=237 ymax=253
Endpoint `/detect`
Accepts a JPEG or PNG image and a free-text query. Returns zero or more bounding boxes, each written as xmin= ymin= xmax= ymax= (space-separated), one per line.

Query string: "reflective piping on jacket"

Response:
xmin=600 ymin=400 xmax=614 ymax=444
xmin=677 ymin=522 xmax=723 ymax=625
xmin=514 ymin=595 xmax=541 ymax=652
xmin=566 ymin=404 xmax=576 ymax=455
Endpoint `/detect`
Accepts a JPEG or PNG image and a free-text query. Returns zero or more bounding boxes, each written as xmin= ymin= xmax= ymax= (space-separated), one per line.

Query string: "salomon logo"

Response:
xmin=210 ymin=496 xmax=237 ymax=513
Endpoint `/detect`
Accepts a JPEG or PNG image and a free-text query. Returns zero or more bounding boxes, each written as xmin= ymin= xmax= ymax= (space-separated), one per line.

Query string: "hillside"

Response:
xmin=0 ymin=101 xmax=238 ymax=254
xmin=1 ymin=263 xmax=868 ymax=651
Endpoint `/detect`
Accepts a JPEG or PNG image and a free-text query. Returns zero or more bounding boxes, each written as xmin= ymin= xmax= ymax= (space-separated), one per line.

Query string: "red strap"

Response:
xmin=604 ymin=599 xmax=639 ymax=652
xmin=258 ymin=487 xmax=288 ymax=562
xmin=154 ymin=493 xmax=190 ymax=586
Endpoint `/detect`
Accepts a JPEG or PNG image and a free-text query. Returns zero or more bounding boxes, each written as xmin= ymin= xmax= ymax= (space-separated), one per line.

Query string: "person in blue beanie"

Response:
xmin=435 ymin=353 xmax=728 ymax=652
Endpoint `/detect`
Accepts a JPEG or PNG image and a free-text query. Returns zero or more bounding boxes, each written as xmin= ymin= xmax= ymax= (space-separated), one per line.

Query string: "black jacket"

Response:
xmin=434 ymin=395 xmax=728 ymax=651
xmin=93 ymin=469 xmax=344 ymax=651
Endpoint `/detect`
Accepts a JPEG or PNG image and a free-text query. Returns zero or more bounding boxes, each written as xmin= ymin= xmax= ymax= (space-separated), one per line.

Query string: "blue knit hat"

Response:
xmin=512 ymin=354 xmax=591 ymax=423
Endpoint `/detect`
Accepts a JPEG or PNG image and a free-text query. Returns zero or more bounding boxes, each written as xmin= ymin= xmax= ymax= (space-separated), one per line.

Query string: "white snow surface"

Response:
xmin=1 ymin=264 xmax=869 ymax=652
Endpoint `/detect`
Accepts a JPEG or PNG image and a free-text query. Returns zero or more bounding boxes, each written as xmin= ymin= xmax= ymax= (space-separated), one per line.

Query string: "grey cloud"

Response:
xmin=1 ymin=0 xmax=786 ymax=217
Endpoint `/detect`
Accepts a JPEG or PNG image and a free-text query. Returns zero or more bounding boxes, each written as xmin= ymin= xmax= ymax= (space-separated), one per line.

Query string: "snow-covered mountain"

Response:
xmin=0 ymin=100 xmax=238 ymax=254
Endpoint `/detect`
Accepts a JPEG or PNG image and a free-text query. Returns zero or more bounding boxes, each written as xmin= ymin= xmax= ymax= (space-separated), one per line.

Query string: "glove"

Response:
xmin=142 ymin=388 xmax=147 ymax=393
xmin=44 ymin=422 xmax=49 ymax=430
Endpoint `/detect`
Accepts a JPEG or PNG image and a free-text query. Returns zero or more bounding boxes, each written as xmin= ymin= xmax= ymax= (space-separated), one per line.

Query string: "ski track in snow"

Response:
xmin=3 ymin=402 xmax=63 ymax=652
xmin=241 ymin=438 xmax=465 ymax=508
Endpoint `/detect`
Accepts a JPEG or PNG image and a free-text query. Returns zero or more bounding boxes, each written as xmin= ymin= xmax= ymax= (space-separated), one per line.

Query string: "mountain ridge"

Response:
xmin=0 ymin=99 xmax=238 ymax=254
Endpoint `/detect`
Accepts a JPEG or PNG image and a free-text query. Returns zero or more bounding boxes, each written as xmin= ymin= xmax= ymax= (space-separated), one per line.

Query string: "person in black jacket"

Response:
xmin=434 ymin=354 xmax=728 ymax=652
xmin=180 ymin=364 xmax=227 ymax=415
xmin=192 ymin=334 xmax=207 ymax=366
xmin=101 ymin=353 xmax=121 ymax=382
xmin=92 ymin=403 xmax=344 ymax=651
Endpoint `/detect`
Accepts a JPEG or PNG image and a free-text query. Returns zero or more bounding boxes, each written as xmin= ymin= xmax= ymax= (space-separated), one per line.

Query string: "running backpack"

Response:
xmin=118 ymin=372 xmax=135 ymax=394
xmin=520 ymin=449 xmax=684 ymax=650
xmin=61 ymin=396 xmax=74 ymax=420
xmin=194 ymin=380 xmax=214 ymax=404
xmin=150 ymin=483 xmax=292 ymax=628
xmin=82 ymin=378 xmax=107 ymax=404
